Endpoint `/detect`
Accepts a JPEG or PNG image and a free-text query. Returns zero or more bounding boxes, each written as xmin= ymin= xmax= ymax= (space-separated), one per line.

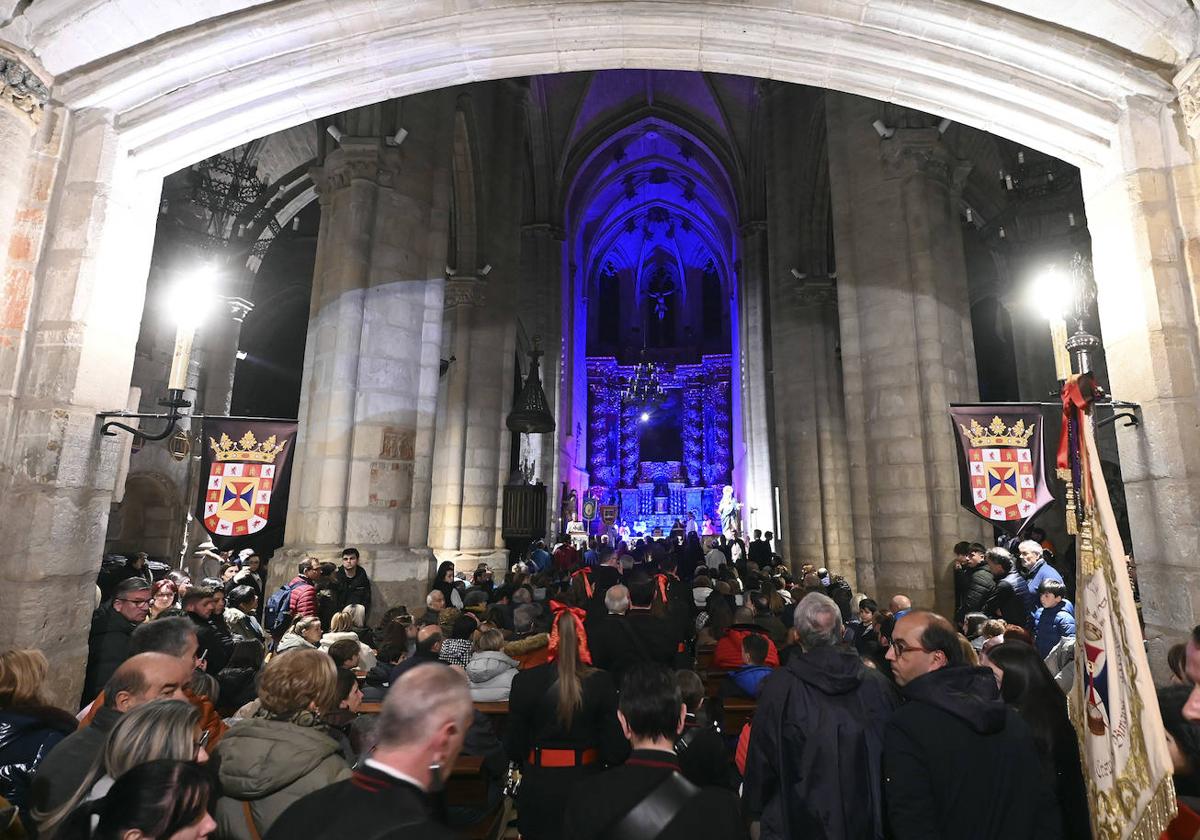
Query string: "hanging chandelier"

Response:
xmin=623 ymin=352 xmax=665 ymax=405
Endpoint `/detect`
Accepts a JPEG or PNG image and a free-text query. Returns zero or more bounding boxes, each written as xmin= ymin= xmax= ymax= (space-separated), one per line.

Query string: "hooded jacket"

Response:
xmin=1034 ymin=600 xmax=1077 ymax=658
xmin=1024 ymin=559 xmax=1064 ymax=612
xmin=744 ymin=645 xmax=899 ymax=840
xmin=713 ymin=625 xmax=780 ymax=670
xmin=724 ymin=664 xmax=774 ymax=699
xmin=466 ymin=650 xmax=520 ymax=701
xmin=215 ymin=717 xmax=351 ymax=840
xmin=503 ymin=633 xmax=550 ymax=670
xmin=960 ymin=563 xmax=997 ymax=617
xmin=883 ymin=665 xmax=1062 ymax=840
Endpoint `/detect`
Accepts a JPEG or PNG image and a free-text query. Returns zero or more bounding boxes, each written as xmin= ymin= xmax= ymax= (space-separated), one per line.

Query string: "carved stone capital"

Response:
xmin=0 ymin=54 xmax=50 ymax=124
xmin=310 ymin=141 xmax=404 ymax=195
xmin=445 ymin=274 xmax=486 ymax=308
xmin=1175 ymin=58 xmax=1200 ymax=145
xmin=880 ymin=128 xmax=971 ymax=196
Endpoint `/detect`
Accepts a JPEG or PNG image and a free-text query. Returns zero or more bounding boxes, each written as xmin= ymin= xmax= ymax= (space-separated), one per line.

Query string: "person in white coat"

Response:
xmin=465 ymin=629 xmax=519 ymax=702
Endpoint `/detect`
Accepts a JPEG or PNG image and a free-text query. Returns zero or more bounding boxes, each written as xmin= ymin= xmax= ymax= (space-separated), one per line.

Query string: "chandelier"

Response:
xmin=623 ymin=353 xmax=665 ymax=405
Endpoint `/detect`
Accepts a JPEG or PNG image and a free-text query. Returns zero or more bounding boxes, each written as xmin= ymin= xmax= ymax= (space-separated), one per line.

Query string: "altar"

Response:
xmin=584 ymin=354 xmax=733 ymax=534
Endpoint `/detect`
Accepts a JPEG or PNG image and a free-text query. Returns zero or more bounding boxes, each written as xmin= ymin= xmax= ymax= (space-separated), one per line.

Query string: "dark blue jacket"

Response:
xmin=725 ymin=665 xmax=773 ymax=698
xmin=1023 ymin=560 xmax=1064 ymax=613
xmin=1033 ymin=599 xmax=1076 ymax=658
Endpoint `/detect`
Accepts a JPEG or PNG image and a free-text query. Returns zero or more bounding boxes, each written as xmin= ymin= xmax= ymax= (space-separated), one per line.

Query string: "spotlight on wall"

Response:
xmin=871 ymin=119 xmax=895 ymax=139
xmin=386 ymin=128 xmax=409 ymax=147
xmin=326 ymin=125 xmax=344 ymax=144
xmin=937 ymin=118 xmax=953 ymax=135
xmin=480 ymin=264 xmax=493 ymax=276
xmin=235 ymin=350 xmax=248 ymax=361
xmin=640 ymin=411 xmax=650 ymax=422
xmin=790 ymin=268 xmax=807 ymax=280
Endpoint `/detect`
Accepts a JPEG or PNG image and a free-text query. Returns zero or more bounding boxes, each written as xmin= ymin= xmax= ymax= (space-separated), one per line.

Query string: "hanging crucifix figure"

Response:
xmin=646 ymin=263 xmax=677 ymax=347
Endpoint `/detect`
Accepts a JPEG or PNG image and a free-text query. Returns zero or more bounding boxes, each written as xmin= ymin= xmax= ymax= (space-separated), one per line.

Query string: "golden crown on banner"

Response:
xmin=209 ymin=431 xmax=288 ymax=464
xmin=959 ymin=416 xmax=1036 ymax=448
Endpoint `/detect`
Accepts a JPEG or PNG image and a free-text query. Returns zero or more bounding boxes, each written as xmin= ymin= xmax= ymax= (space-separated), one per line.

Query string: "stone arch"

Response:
xmin=106 ymin=472 xmax=182 ymax=560
xmin=449 ymin=105 xmax=481 ymax=274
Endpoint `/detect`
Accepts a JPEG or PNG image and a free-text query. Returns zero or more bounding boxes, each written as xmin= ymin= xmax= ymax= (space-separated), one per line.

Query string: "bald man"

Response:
xmin=388 ymin=625 xmax=445 ymax=683
xmin=31 ymin=652 xmax=191 ymax=815
xmin=881 ymin=611 xmax=1057 ymax=839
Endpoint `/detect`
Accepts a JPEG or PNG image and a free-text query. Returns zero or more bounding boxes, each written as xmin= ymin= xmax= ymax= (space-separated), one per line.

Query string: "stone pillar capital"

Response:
xmin=0 ymin=52 xmax=49 ymax=124
xmin=310 ymin=140 xmax=405 ymax=196
xmin=793 ymin=276 xmax=837 ymax=308
xmin=1174 ymin=58 xmax=1200 ymax=145
xmin=880 ymin=128 xmax=972 ymax=196
xmin=445 ymin=274 xmax=486 ymax=308
xmin=221 ymin=295 xmax=255 ymax=323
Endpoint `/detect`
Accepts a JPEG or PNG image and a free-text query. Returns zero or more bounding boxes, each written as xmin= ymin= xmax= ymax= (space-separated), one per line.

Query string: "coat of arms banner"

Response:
xmin=195 ymin=419 xmax=298 ymax=550
xmin=949 ymin=404 xmax=1054 ymax=534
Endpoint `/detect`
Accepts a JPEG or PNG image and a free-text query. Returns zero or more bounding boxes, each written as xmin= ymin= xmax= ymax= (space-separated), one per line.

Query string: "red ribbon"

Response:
xmin=572 ymin=567 xmax=594 ymax=599
xmin=655 ymin=573 xmax=670 ymax=605
xmin=1057 ymin=374 xmax=1094 ymax=473
xmin=547 ymin=600 xmax=593 ymax=666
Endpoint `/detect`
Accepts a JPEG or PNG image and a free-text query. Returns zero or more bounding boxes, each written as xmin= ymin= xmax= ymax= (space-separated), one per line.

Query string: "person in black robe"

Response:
xmin=562 ymin=662 xmax=747 ymax=840
xmin=505 ymin=605 xmax=628 ymax=840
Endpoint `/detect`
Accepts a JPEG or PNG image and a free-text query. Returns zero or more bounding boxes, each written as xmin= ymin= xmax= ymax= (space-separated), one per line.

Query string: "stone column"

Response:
xmin=735 ymin=221 xmax=777 ymax=536
xmin=199 ymin=296 xmax=253 ymax=416
xmin=284 ymin=93 xmax=453 ymax=609
xmin=826 ymin=93 xmax=984 ymax=611
xmin=0 ymin=105 xmax=162 ymax=704
xmin=1081 ymin=89 xmax=1200 ymax=637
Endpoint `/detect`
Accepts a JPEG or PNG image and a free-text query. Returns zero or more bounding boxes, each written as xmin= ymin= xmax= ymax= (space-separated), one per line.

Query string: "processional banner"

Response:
xmin=196 ymin=419 xmax=297 ymax=550
xmin=950 ymin=404 xmax=1054 ymax=533
xmin=1060 ymin=375 xmax=1174 ymax=839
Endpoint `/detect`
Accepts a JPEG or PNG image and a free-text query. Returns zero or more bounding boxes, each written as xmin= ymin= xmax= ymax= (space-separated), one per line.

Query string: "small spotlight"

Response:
xmin=871 ymin=119 xmax=895 ymax=139
xmin=326 ymin=125 xmax=344 ymax=144
xmin=640 ymin=412 xmax=650 ymax=422
xmin=937 ymin=118 xmax=952 ymax=135
xmin=386 ymin=127 xmax=408 ymax=147
xmin=236 ymin=350 xmax=248 ymax=361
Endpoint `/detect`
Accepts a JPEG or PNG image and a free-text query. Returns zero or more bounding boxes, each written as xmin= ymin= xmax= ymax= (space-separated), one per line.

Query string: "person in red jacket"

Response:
xmin=712 ymin=608 xmax=780 ymax=670
xmin=288 ymin=558 xmax=321 ymax=619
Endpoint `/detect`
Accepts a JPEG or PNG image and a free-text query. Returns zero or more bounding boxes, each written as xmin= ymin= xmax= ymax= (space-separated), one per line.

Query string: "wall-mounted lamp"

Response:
xmin=326 ymin=125 xmax=344 ymax=144
xmin=386 ymin=128 xmax=409 ymax=147
xmin=872 ymin=119 xmax=895 ymax=139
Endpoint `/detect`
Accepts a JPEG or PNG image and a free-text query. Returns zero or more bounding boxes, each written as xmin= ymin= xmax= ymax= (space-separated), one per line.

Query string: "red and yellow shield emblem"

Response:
xmin=202 ymin=432 xmax=287 ymax=537
xmin=968 ymin=447 xmax=1037 ymax=522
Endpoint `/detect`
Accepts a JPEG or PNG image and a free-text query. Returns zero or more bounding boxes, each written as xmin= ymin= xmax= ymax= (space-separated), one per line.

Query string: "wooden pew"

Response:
xmin=446 ymin=755 xmax=506 ymax=840
xmin=722 ymin=697 xmax=756 ymax=734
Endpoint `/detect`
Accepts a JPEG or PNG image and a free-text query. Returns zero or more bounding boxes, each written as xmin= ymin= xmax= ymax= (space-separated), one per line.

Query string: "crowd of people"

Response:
xmin=2 ymin=526 xmax=1200 ymax=839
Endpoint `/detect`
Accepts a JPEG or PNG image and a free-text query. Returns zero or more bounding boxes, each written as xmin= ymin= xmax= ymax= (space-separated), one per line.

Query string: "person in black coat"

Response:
xmin=883 ymin=611 xmax=1062 ymax=840
xmin=182 ymin=587 xmax=233 ymax=676
xmin=334 ymin=547 xmax=372 ymax=618
xmin=586 ymin=585 xmax=657 ymax=684
xmin=81 ymin=577 xmax=152 ymax=706
xmin=562 ymin=662 xmax=747 ymax=840
xmin=265 ymin=664 xmax=474 ymax=840
xmin=958 ymin=544 xmax=996 ymax=621
xmin=987 ymin=642 xmax=1091 ymax=839
xmin=744 ymin=592 xmax=900 ymax=839
xmin=981 ymin=547 xmax=1033 ymax=630
xmin=626 ymin=573 xmax=682 ymax=665
xmin=674 ymin=671 xmax=734 ymax=790
xmin=505 ymin=607 xmax=628 ymax=840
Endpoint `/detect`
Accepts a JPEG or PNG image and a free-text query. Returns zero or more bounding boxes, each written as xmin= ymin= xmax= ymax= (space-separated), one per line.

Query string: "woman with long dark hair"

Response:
xmin=56 ymin=759 xmax=217 ymax=840
xmin=432 ymin=561 xmax=464 ymax=610
xmin=987 ymin=641 xmax=1091 ymax=839
xmin=505 ymin=605 xmax=627 ymax=839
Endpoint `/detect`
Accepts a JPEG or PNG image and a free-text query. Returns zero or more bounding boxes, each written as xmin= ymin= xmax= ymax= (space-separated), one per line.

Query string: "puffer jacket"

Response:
xmin=0 ymin=706 xmax=77 ymax=832
xmin=318 ymin=631 xmax=377 ymax=671
xmin=274 ymin=632 xmax=316 ymax=655
xmin=214 ymin=717 xmax=351 ymax=840
xmin=466 ymin=651 xmax=519 ymax=701
xmin=503 ymin=633 xmax=550 ymax=670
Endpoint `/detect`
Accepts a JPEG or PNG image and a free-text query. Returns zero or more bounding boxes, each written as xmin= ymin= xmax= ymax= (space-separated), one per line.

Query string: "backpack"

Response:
xmin=264 ymin=580 xmax=303 ymax=635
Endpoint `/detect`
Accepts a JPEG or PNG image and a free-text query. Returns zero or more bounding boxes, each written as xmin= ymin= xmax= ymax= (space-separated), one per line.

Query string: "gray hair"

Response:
xmin=513 ymin=603 xmax=538 ymax=633
xmin=605 ymin=585 xmax=630 ymax=614
xmin=1017 ymin=540 xmax=1043 ymax=561
xmin=377 ymin=664 xmax=472 ymax=749
xmin=512 ymin=588 xmax=533 ymax=606
xmin=426 ymin=590 xmax=444 ymax=608
xmin=793 ymin=592 xmax=843 ymax=651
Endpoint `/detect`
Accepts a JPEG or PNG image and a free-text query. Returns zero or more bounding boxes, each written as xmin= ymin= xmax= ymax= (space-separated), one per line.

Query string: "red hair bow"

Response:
xmin=547 ymin=600 xmax=593 ymax=666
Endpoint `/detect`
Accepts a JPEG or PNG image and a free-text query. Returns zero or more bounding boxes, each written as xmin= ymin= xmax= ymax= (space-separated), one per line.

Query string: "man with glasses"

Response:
xmin=882 ymin=610 xmax=1059 ymax=839
xmin=81 ymin=576 xmax=152 ymax=706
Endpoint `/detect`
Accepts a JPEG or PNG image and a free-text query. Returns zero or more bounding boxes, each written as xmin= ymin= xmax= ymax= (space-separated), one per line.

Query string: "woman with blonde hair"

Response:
xmin=0 ymin=649 xmax=77 ymax=832
xmin=213 ymin=648 xmax=350 ymax=839
xmin=505 ymin=605 xmax=627 ymax=840
xmin=275 ymin=615 xmax=322 ymax=654
xmin=36 ymin=698 xmax=207 ymax=838
xmin=318 ymin=607 xmax=376 ymax=671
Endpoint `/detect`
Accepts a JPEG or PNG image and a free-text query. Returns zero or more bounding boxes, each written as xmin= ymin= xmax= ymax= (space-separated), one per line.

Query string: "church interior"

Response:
xmin=0 ymin=1 xmax=1197 ymax=712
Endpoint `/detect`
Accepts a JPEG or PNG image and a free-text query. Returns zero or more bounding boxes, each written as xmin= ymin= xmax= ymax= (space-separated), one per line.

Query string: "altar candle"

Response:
xmin=168 ymin=324 xmax=194 ymax=391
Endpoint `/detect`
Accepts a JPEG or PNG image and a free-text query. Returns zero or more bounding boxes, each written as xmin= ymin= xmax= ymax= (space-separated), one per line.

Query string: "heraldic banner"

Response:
xmin=949 ymin=404 xmax=1054 ymax=534
xmin=195 ymin=419 xmax=298 ymax=550
xmin=1062 ymin=376 xmax=1174 ymax=839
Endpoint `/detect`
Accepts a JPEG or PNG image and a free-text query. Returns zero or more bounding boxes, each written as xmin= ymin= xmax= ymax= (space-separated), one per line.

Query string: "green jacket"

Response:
xmin=214 ymin=717 xmax=351 ymax=840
